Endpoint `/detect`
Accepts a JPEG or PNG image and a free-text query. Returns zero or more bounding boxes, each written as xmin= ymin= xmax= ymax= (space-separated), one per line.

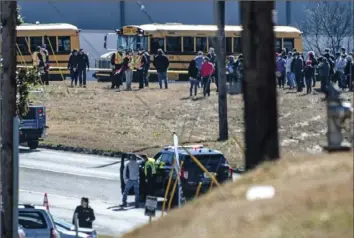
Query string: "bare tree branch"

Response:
xmin=300 ymin=1 xmax=353 ymax=54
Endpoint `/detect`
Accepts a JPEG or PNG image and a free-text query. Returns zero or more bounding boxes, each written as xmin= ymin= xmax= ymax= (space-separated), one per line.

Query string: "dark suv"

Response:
xmin=120 ymin=145 xmax=233 ymax=204
xmin=152 ymin=145 xmax=233 ymax=198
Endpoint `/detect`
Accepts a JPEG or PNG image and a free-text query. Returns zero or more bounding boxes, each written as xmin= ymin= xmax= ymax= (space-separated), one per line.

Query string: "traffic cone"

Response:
xmin=43 ymin=193 xmax=49 ymax=211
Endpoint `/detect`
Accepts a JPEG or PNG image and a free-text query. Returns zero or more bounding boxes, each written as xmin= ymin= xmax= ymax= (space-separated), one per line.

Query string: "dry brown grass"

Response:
xmin=34 ymin=81 xmax=353 ymax=167
xmin=122 ymin=152 xmax=353 ymax=238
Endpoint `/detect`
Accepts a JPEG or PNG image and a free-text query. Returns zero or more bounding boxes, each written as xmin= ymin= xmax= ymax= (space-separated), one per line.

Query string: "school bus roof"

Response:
xmin=17 ymin=23 xmax=79 ymax=31
xmin=136 ymin=23 xmax=301 ymax=34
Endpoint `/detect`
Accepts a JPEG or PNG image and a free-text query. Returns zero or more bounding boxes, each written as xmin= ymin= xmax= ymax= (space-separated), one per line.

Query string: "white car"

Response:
xmin=53 ymin=217 xmax=97 ymax=238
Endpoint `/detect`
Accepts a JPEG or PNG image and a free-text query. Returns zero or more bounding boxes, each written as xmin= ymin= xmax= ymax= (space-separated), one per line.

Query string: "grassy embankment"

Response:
xmin=32 ymin=81 xmax=352 ymax=167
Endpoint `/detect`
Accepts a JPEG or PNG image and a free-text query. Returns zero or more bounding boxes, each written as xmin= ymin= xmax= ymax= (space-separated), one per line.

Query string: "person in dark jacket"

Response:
xmin=77 ymin=49 xmax=90 ymax=87
xmin=143 ymin=50 xmax=150 ymax=87
xmin=308 ymin=51 xmax=318 ymax=87
xmin=344 ymin=54 xmax=352 ymax=91
xmin=323 ymin=48 xmax=335 ymax=81
xmin=68 ymin=49 xmax=79 ymax=87
xmin=153 ymin=49 xmax=169 ymax=89
xmin=317 ymin=56 xmax=330 ymax=93
xmin=291 ymin=52 xmax=304 ymax=92
xmin=188 ymin=59 xmax=199 ymax=97
xmin=136 ymin=49 xmax=148 ymax=89
xmin=303 ymin=60 xmax=314 ymax=94
xmin=72 ymin=197 xmax=95 ymax=228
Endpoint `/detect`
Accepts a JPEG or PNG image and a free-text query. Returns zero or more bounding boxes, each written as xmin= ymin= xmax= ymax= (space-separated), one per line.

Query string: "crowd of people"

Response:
xmin=276 ymin=47 xmax=353 ymax=94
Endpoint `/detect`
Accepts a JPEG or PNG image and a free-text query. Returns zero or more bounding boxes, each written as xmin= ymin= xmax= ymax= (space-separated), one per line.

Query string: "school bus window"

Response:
xmin=283 ymin=38 xmax=294 ymax=53
xmin=233 ymin=37 xmax=241 ymax=53
xmin=226 ymin=37 xmax=232 ymax=53
xmin=16 ymin=37 xmax=29 ymax=55
xmin=166 ymin=36 xmax=181 ymax=53
xmin=208 ymin=37 xmax=218 ymax=49
xmin=44 ymin=36 xmax=57 ymax=54
xmin=275 ymin=38 xmax=282 ymax=53
xmin=150 ymin=38 xmax=164 ymax=54
xmin=58 ymin=36 xmax=71 ymax=53
xmin=30 ymin=37 xmax=42 ymax=53
xmin=196 ymin=37 xmax=207 ymax=52
xmin=183 ymin=37 xmax=194 ymax=52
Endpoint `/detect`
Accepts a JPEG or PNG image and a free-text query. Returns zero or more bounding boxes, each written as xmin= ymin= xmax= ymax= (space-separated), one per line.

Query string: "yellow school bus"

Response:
xmin=98 ymin=23 xmax=302 ymax=81
xmin=15 ymin=23 xmax=80 ymax=80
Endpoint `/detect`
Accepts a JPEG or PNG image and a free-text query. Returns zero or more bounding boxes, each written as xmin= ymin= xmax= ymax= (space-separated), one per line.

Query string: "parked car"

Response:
xmin=18 ymin=204 xmax=60 ymax=238
xmin=53 ymin=216 xmax=97 ymax=238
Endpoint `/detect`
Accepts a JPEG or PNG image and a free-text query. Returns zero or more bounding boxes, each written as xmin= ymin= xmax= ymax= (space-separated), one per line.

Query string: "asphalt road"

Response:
xmin=19 ymin=147 xmax=156 ymax=236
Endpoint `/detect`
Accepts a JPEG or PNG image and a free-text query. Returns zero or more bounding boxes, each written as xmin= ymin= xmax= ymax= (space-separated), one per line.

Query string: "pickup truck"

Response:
xmin=20 ymin=105 xmax=47 ymax=150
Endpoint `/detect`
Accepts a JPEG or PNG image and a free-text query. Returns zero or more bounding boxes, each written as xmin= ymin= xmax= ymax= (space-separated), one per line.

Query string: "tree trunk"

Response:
xmin=215 ymin=0 xmax=228 ymax=141
xmin=240 ymin=1 xmax=280 ymax=171
xmin=1 ymin=1 xmax=18 ymax=237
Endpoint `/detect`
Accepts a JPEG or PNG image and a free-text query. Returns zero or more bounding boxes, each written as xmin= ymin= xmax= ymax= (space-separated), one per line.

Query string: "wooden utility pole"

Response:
xmin=240 ymin=1 xmax=280 ymax=171
xmin=215 ymin=0 xmax=228 ymax=141
xmin=1 ymin=1 xmax=18 ymax=237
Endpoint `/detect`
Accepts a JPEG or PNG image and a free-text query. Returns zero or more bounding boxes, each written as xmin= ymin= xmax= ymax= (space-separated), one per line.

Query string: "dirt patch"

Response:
xmin=122 ymin=152 xmax=353 ymax=238
xmin=33 ymin=82 xmax=353 ymax=167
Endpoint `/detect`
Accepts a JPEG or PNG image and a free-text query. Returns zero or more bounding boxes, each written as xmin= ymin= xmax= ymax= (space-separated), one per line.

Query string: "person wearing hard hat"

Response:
xmin=142 ymin=155 xmax=156 ymax=200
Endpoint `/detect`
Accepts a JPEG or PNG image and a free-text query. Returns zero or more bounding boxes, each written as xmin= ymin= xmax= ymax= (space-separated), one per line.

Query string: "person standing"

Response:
xmin=153 ymin=49 xmax=169 ymax=89
xmin=124 ymin=51 xmax=134 ymax=90
xmin=200 ymin=57 xmax=215 ymax=97
xmin=194 ymin=51 xmax=204 ymax=88
xmin=335 ymin=53 xmax=347 ymax=89
xmin=188 ymin=59 xmax=199 ymax=97
xmin=68 ymin=49 xmax=79 ymax=87
xmin=122 ymin=155 xmax=140 ymax=208
xmin=303 ymin=60 xmax=314 ymax=94
xmin=136 ymin=49 xmax=148 ymax=89
xmin=143 ymin=49 xmax=150 ymax=87
xmin=317 ymin=56 xmax=330 ymax=93
xmin=72 ymin=197 xmax=95 ymax=228
xmin=110 ymin=48 xmax=124 ymax=89
xmin=292 ymin=52 xmax=304 ymax=92
xmin=77 ymin=49 xmax=90 ymax=87
xmin=207 ymin=47 xmax=217 ymax=90
xmin=276 ymin=53 xmax=286 ymax=88
xmin=286 ymin=52 xmax=295 ymax=89
xmin=142 ymin=155 xmax=156 ymax=200
xmin=41 ymin=44 xmax=50 ymax=85
xmin=308 ymin=51 xmax=318 ymax=87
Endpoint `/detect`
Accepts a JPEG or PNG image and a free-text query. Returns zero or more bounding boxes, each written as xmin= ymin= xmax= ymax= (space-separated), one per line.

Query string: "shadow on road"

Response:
xmin=19 ymin=147 xmax=39 ymax=154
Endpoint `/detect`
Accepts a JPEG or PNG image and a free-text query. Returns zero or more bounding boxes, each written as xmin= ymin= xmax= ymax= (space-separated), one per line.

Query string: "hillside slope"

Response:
xmin=123 ymin=152 xmax=353 ymax=238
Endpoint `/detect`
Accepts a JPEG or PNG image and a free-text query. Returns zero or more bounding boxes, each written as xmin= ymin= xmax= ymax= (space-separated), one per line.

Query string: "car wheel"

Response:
xmin=28 ymin=140 xmax=39 ymax=150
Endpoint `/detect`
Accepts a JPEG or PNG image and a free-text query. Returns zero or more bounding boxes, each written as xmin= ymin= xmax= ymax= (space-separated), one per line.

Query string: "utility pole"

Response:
xmin=240 ymin=1 xmax=280 ymax=171
xmin=119 ymin=0 xmax=125 ymax=27
xmin=215 ymin=0 xmax=228 ymax=141
xmin=1 ymin=1 xmax=18 ymax=237
xmin=285 ymin=1 xmax=291 ymax=25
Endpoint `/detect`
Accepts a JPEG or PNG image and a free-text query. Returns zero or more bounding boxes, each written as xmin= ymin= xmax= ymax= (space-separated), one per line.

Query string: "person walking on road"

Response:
xmin=72 ymin=197 xmax=95 ymax=228
xmin=77 ymin=49 xmax=90 ymax=87
xmin=122 ymin=155 xmax=140 ymax=208
xmin=153 ymin=48 xmax=170 ymax=89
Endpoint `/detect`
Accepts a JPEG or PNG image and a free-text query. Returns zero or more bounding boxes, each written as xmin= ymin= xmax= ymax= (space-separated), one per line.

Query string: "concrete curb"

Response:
xmin=38 ymin=142 xmax=123 ymax=158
